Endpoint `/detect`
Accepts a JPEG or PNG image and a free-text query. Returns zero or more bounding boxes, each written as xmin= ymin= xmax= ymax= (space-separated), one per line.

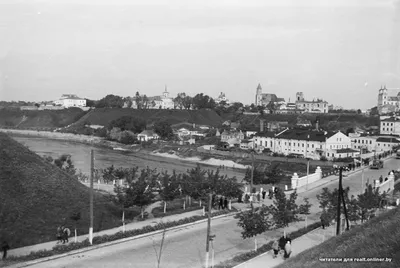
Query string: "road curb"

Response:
xmin=9 ymin=211 xmax=239 ymax=268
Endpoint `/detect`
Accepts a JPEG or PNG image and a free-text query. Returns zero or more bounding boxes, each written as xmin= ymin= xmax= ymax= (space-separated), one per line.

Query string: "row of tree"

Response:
xmin=103 ymin=164 xmax=243 ymax=219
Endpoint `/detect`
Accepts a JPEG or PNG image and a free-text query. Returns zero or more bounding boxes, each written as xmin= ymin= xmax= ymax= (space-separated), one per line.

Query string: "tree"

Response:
xmin=102 ymin=165 xmax=116 ymax=184
xmin=124 ymin=168 xmax=157 ymax=218
xmin=135 ymin=91 xmax=142 ymax=109
xmin=54 ymin=154 xmax=76 ymax=176
xmin=268 ymin=188 xmax=299 ymax=228
xmin=182 ymin=95 xmax=193 ymax=110
xmin=151 ymin=221 xmax=168 ymax=268
xmin=154 ymin=121 xmax=174 ymax=140
xmin=124 ymin=97 xmax=133 ymax=108
xmin=85 ymin=99 xmax=97 ymax=107
xmin=298 ymin=197 xmax=312 ymax=226
xmin=69 ymin=211 xmax=81 ymax=242
xmin=95 ymin=94 xmax=124 ymax=108
xmin=235 ymin=206 xmax=272 ymax=250
xmin=108 ymin=116 xmax=146 ymax=133
xmin=142 ymin=95 xmax=149 ymax=109
xmin=158 ymin=171 xmax=181 ymax=213
xmin=357 ymin=184 xmax=383 ymax=222
xmin=192 ymin=93 xmax=216 ymax=110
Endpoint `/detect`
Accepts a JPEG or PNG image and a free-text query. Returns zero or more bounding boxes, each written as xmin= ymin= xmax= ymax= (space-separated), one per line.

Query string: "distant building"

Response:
xmin=253 ymin=129 xmax=354 ymax=160
xmin=54 ymin=94 xmax=86 ymax=108
xmin=295 ymin=92 xmax=328 ymax=113
xmin=377 ymin=85 xmax=400 ymax=114
xmin=255 ymin=83 xmax=285 ymax=106
xmin=137 ymin=130 xmax=160 ymax=141
xmin=215 ymin=92 xmax=229 ymax=104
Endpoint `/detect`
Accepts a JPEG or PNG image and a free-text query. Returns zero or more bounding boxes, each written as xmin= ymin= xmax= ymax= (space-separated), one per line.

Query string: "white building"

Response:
xmin=295 ymin=92 xmax=328 ymax=113
xmin=215 ymin=92 xmax=230 ymax=104
xmin=54 ymin=94 xmax=86 ymax=108
xmin=253 ymin=129 xmax=356 ymax=160
xmin=147 ymin=87 xmax=175 ymax=109
xmin=350 ymin=133 xmax=400 ymax=153
xmin=380 ymin=117 xmax=400 ymax=135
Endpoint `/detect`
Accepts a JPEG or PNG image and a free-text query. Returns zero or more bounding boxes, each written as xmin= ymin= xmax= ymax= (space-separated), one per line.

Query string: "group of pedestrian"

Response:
xmin=272 ymin=234 xmax=292 ymax=259
xmin=218 ymin=196 xmax=229 ymax=210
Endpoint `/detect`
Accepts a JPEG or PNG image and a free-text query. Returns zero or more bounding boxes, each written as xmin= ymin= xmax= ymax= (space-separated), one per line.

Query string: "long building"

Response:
xmin=253 ymin=128 xmax=356 ymax=160
xmin=295 ymin=92 xmax=328 ymax=113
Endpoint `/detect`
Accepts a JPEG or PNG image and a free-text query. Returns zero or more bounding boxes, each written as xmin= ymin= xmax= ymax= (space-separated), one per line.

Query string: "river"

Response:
xmin=11 ymin=136 xmax=246 ymax=180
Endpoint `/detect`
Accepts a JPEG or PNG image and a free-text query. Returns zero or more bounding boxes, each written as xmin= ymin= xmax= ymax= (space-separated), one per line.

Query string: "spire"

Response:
xmin=257 ymin=83 xmax=262 ymax=90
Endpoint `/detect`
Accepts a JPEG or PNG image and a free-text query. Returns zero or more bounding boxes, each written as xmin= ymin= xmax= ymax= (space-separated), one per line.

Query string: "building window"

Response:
xmin=302 ymin=144 xmax=304 ymax=147
xmin=370 ymin=141 xmax=372 ymax=144
xmin=312 ymin=144 xmax=314 ymax=148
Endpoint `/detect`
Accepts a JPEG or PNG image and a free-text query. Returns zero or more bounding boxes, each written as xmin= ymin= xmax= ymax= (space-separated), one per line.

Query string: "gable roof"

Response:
xmin=138 ymin=130 xmax=158 ymax=136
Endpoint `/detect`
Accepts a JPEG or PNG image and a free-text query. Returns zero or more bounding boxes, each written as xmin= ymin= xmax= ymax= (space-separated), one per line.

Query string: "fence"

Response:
xmin=291 ymin=167 xmax=322 ymax=189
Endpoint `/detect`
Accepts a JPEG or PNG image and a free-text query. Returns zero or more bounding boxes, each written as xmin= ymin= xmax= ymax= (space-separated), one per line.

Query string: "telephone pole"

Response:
xmin=336 ymin=166 xmax=350 ymax=236
xmin=250 ymin=151 xmax=255 ymax=210
xmin=205 ymin=192 xmax=212 ymax=268
xmin=89 ymin=149 xmax=94 ymax=244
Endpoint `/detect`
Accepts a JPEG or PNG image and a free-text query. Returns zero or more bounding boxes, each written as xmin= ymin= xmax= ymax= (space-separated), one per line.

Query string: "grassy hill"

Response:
xmin=0 ymin=107 xmax=87 ymax=130
xmin=78 ymin=108 xmax=223 ymax=127
xmin=228 ymin=113 xmax=379 ymax=132
xmin=275 ymin=207 xmax=400 ymax=268
xmin=0 ymin=133 xmax=124 ymax=248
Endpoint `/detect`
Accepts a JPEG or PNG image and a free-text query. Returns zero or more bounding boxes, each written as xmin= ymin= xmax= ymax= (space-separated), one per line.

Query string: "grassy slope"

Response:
xmin=275 ymin=207 xmax=400 ymax=268
xmin=83 ymin=108 xmax=223 ymax=127
xmin=225 ymin=113 xmax=380 ymax=132
xmin=0 ymin=108 xmax=87 ymax=128
xmin=0 ymin=133 xmax=123 ymax=248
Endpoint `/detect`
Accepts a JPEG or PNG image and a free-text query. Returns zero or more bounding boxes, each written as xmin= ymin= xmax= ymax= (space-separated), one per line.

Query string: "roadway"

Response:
xmin=24 ymin=157 xmax=400 ymax=268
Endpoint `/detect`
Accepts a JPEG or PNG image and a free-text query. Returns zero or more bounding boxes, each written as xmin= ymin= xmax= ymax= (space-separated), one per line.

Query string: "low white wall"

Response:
xmin=374 ymin=172 xmax=395 ymax=194
xmin=291 ymin=167 xmax=322 ymax=189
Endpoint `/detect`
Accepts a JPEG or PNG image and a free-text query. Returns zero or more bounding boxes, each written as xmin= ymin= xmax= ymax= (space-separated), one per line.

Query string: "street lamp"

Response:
xmin=306 ymin=134 xmax=310 ymax=190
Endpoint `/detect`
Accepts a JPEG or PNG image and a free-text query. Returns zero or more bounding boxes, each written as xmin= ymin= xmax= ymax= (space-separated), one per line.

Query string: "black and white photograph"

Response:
xmin=0 ymin=0 xmax=399 ymax=267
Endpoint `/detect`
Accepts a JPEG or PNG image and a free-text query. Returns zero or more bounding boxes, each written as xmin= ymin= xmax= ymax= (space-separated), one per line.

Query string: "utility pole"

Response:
xmin=89 ymin=149 xmax=94 ymax=245
xmin=205 ymin=192 xmax=212 ymax=268
xmin=250 ymin=151 xmax=255 ymax=210
xmin=336 ymin=166 xmax=350 ymax=236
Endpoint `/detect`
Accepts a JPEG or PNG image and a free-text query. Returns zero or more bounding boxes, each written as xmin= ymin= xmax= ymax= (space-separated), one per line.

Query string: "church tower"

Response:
xmin=378 ymin=85 xmax=388 ymax=108
xmin=163 ymin=85 xmax=169 ymax=98
xmin=296 ymin=92 xmax=304 ymax=102
xmin=255 ymin=83 xmax=262 ymax=106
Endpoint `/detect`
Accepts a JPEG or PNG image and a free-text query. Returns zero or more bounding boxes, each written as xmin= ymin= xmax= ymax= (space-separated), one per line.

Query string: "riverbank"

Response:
xmin=152 ymin=152 xmax=251 ymax=169
xmin=0 ymin=129 xmax=248 ymax=171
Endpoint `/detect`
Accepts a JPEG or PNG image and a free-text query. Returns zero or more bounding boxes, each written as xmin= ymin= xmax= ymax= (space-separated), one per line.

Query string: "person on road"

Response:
xmin=272 ymin=240 xmax=279 ymax=258
xmin=223 ymin=197 xmax=228 ymax=210
xmin=218 ymin=196 xmax=223 ymax=210
xmin=284 ymin=241 xmax=292 ymax=259
xmin=1 ymin=241 xmax=10 ymax=260
xmin=278 ymin=235 xmax=286 ymax=252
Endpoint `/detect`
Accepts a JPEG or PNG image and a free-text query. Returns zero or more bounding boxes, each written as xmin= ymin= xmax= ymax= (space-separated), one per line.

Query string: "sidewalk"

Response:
xmin=233 ymin=224 xmax=337 ymax=268
xmin=7 ymin=206 xmax=210 ymax=258
xmin=294 ymin=155 xmax=394 ymax=194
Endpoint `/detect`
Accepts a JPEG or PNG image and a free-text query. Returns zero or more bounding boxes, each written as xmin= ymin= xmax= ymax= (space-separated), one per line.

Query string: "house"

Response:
xmin=221 ymin=130 xmax=245 ymax=142
xmin=230 ymin=122 xmax=240 ymax=129
xmin=267 ymin=121 xmax=289 ymax=132
xmin=137 ymin=130 xmax=160 ymax=141
xmin=295 ymin=92 xmax=328 ymax=113
xmin=380 ymin=117 xmax=400 ymax=135
xmin=215 ymin=92 xmax=230 ymax=104
xmin=54 ymin=94 xmax=86 ymax=108
xmin=350 ymin=134 xmax=400 ymax=152
xmin=240 ymin=139 xmax=254 ymax=150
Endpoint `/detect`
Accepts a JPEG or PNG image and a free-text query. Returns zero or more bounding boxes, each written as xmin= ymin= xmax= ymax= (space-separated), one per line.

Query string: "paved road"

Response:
xmin=20 ymin=157 xmax=400 ymax=268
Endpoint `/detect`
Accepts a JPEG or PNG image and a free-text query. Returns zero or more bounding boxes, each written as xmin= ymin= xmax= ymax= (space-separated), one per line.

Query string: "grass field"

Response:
xmin=275 ymin=206 xmax=400 ymax=268
xmin=0 ymin=133 xmax=125 ymax=248
xmin=0 ymin=107 xmax=87 ymax=129
xmin=151 ymin=198 xmax=203 ymax=218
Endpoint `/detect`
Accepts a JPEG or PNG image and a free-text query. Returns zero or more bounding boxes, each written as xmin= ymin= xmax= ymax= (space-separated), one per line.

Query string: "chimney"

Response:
xmin=315 ymin=120 xmax=319 ymax=131
xmin=260 ymin=119 xmax=265 ymax=132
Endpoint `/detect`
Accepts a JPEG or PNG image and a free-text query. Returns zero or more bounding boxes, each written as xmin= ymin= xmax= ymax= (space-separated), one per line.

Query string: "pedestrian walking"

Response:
xmin=278 ymin=235 xmax=286 ymax=251
xmin=2 ymin=241 xmax=10 ymax=260
xmin=218 ymin=196 xmax=223 ymax=210
xmin=223 ymin=197 xmax=228 ymax=210
xmin=284 ymin=241 xmax=292 ymax=259
xmin=262 ymin=190 xmax=266 ymax=200
xmin=272 ymin=240 xmax=279 ymax=258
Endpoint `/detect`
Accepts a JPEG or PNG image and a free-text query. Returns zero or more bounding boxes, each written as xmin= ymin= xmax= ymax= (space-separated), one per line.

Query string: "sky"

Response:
xmin=0 ymin=0 xmax=399 ymax=109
